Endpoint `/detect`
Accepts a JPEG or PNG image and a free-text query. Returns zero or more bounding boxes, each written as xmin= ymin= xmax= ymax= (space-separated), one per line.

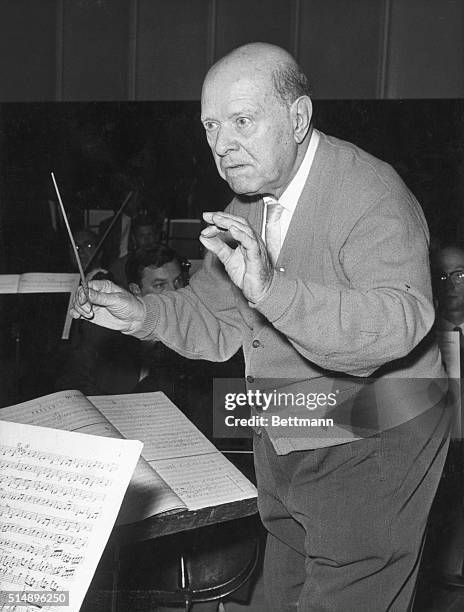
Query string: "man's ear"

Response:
xmin=290 ymin=96 xmax=312 ymax=144
xmin=129 ymin=282 xmax=142 ymax=296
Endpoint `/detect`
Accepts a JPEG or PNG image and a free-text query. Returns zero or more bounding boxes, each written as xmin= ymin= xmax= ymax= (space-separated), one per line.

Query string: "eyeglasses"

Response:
xmin=76 ymin=242 xmax=96 ymax=252
xmin=434 ymin=270 xmax=464 ymax=285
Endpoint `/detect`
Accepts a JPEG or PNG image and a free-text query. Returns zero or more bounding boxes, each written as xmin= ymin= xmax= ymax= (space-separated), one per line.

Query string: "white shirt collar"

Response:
xmin=263 ymin=129 xmax=320 ymax=212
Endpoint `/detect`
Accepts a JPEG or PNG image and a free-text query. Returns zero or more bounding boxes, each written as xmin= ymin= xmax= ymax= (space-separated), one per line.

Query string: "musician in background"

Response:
xmin=98 ymin=189 xmax=141 ymax=270
xmin=126 ymin=243 xmax=186 ymax=297
xmin=109 ymin=213 xmax=160 ymax=288
xmin=72 ymin=228 xmax=102 ymax=276
xmin=432 ymin=245 xmax=464 ymax=332
xmin=424 ymin=244 xmax=464 ymax=588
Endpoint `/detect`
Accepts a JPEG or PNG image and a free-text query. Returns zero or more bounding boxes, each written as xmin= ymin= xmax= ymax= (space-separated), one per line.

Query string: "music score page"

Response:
xmin=0 ymin=420 xmax=142 ymax=612
xmin=90 ymin=393 xmax=257 ymax=510
xmin=0 ymin=391 xmax=186 ymax=525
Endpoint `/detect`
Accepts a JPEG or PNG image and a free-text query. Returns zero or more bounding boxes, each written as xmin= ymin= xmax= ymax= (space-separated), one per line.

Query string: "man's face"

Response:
xmin=134 ymin=225 xmax=157 ymax=250
xmin=433 ymin=247 xmax=464 ymax=319
xmin=74 ymin=230 xmax=97 ymax=270
xmin=139 ymin=260 xmax=184 ymax=296
xmin=201 ymin=68 xmax=298 ymax=197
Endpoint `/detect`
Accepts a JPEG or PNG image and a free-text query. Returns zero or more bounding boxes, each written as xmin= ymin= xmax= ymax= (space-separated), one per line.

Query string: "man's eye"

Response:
xmin=236 ymin=117 xmax=252 ymax=128
xmin=203 ymin=121 xmax=218 ymax=132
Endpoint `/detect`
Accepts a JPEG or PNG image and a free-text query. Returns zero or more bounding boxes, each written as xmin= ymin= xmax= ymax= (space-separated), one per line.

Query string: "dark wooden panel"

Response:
xmin=0 ymin=0 xmax=56 ymax=101
xmin=215 ymin=0 xmax=293 ymax=59
xmin=136 ymin=0 xmax=209 ymax=100
xmin=62 ymin=0 xmax=130 ymax=101
xmin=299 ymin=0 xmax=384 ymax=99
xmin=386 ymin=0 xmax=464 ymax=98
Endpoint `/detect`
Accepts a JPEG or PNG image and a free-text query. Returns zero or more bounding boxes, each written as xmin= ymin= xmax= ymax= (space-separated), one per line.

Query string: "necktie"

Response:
xmin=265 ymin=200 xmax=284 ymax=267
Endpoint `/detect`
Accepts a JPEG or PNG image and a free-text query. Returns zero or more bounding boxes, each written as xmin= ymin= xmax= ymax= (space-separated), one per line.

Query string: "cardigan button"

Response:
xmin=252 ymin=340 xmax=261 ymax=348
xmin=246 ymin=375 xmax=255 ymax=383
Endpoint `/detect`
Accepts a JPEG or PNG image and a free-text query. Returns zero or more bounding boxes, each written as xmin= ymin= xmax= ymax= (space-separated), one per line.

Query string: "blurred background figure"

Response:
xmin=432 ymin=244 xmax=464 ymax=330
xmin=74 ymin=228 xmax=99 ymax=270
xmin=98 ymin=190 xmax=139 ymax=270
xmin=424 ymin=244 xmax=464 ymax=589
xmin=108 ymin=212 xmax=161 ymax=288
xmin=71 ymin=227 xmax=106 ymax=279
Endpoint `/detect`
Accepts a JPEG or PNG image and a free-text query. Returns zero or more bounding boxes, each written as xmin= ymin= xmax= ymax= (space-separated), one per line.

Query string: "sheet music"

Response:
xmin=90 ymin=393 xmax=257 ymax=509
xmin=0 ymin=273 xmax=79 ymax=339
xmin=0 ymin=391 xmax=186 ymax=525
xmin=90 ymin=392 xmax=216 ymax=461
xmin=0 ymin=275 xmax=20 ymax=294
xmin=0 ymin=419 xmax=142 ymax=612
xmin=61 ymin=293 xmax=75 ymax=340
xmin=18 ymin=273 xmax=79 ymax=294
xmin=154 ymin=453 xmax=258 ymax=510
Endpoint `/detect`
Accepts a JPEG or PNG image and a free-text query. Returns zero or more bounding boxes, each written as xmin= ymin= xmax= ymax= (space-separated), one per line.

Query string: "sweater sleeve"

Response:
xmin=251 ymin=191 xmax=435 ymax=376
xmin=132 ymin=248 xmax=244 ymax=362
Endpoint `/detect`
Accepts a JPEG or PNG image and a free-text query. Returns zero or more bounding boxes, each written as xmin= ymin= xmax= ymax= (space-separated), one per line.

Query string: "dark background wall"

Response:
xmin=0 ymin=0 xmax=463 ymax=102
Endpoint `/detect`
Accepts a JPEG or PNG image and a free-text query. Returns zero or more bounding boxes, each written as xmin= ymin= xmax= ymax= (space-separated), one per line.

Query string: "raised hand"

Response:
xmin=200 ymin=211 xmax=273 ymax=303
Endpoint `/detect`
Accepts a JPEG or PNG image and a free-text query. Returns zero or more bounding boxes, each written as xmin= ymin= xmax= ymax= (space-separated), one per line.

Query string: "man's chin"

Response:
xmin=224 ymin=178 xmax=263 ymax=198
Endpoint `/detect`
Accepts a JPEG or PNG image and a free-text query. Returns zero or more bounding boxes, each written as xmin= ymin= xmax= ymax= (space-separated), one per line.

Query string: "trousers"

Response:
xmin=254 ymin=402 xmax=450 ymax=611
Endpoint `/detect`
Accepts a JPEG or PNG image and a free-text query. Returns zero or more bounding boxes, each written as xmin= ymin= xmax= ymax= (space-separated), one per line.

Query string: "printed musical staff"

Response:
xmin=0 ymin=522 xmax=88 ymax=548
xmin=0 ymin=443 xmax=119 ymax=471
xmin=0 ymin=459 xmax=112 ymax=487
xmin=0 ymin=419 xmax=142 ymax=612
xmin=1 ymin=475 xmax=106 ymax=503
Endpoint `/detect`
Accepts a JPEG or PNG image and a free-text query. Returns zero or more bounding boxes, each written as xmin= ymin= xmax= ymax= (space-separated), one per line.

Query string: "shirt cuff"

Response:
xmin=250 ymin=269 xmax=298 ymax=322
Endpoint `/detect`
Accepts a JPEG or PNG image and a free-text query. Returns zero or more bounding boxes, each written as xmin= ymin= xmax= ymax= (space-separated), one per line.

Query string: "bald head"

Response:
xmin=205 ymin=43 xmax=309 ymax=108
xmin=201 ymin=43 xmax=312 ymax=198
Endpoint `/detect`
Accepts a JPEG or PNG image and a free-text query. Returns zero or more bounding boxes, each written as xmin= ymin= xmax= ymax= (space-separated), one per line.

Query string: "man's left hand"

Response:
xmin=200 ymin=211 xmax=273 ymax=303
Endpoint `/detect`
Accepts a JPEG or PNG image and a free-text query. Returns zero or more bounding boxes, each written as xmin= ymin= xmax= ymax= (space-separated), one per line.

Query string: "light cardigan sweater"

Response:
xmin=134 ymin=132 xmax=447 ymax=453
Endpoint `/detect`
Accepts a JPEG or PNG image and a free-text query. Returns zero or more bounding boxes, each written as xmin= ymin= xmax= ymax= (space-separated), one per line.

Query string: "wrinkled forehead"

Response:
xmin=201 ymin=62 xmax=275 ymax=115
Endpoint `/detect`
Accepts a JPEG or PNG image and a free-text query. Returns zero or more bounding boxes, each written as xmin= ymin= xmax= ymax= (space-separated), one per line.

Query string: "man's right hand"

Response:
xmin=70 ymin=279 xmax=146 ymax=335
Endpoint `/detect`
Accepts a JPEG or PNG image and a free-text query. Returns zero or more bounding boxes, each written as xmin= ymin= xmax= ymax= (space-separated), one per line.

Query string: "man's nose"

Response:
xmin=213 ymin=125 xmax=238 ymax=156
xmin=446 ymin=276 xmax=459 ymax=289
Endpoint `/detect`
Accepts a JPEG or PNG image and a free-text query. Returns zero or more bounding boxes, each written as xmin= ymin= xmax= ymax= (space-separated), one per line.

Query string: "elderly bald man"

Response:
xmin=72 ymin=43 xmax=449 ymax=611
